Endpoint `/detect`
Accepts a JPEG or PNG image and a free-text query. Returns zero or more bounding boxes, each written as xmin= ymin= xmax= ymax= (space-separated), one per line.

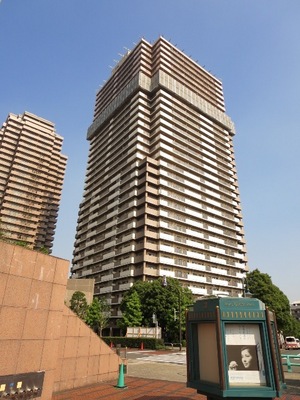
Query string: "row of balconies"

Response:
xmin=159 ymin=71 xmax=228 ymax=129
xmin=81 ymin=176 xmax=239 ymax=234
xmin=158 ymin=268 xmax=243 ymax=289
xmin=156 ymin=48 xmax=224 ymax=112
xmin=74 ymin=214 xmax=245 ymax=261
xmin=158 ymin=234 xmax=244 ymax=261
xmin=162 ymin=186 xmax=238 ymax=219
xmin=84 ymin=239 xmax=244 ymax=274
xmin=83 ymin=265 xmax=244 ymax=299
xmin=158 ymin=253 xmax=245 ymax=270
xmin=74 ymin=236 xmax=245 ymax=273
xmin=100 ymin=274 xmax=113 ymax=282
xmin=159 ymin=204 xmax=240 ymax=233
xmin=1 ymin=222 xmax=37 ymax=237
xmin=74 ymin=219 xmax=242 ymax=261
xmin=168 ymin=143 xmax=234 ymax=184
xmin=78 ymin=235 xmax=244 ymax=267
xmin=94 ymin=54 xmax=142 ymax=116
xmin=171 ymin=126 xmax=232 ymax=165
xmin=1 ymin=209 xmax=39 ymax=224
xmin=158 ymin=92 xmax=227 ymax=147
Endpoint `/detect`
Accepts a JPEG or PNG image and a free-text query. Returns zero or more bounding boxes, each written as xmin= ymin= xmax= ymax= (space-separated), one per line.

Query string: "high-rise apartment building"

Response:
xmin=0 ymin=111 xmax=67 ymax=252
xmin=291 ymin=301 xmax=300 ymax=322
xmin=72 ymin=37 xmax=248 ymax=326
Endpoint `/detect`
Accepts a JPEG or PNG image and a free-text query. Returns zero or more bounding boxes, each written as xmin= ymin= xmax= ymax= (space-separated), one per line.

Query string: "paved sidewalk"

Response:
xmin=52 ymin=350 xmax=300 ymax=399
xmin=52 ymin=376 xmax=300 ymax=400
xmin=52 ymin=377 xmax=202 ymax=399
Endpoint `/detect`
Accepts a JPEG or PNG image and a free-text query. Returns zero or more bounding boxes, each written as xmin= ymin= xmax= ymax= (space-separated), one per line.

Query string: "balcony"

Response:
xmin=101 ymin=274 xmax=113 ymax=282
xmin=119 ymin=282 xmax=133 ymax=291
xmin=99 ymin=286 xmax=113 ymax=294
xmin=189 ymin=287 xmax=207 ymax=296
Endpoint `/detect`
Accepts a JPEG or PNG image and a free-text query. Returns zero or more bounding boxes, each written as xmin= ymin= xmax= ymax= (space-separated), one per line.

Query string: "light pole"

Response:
xmin=178 ymin=287 xmax=182 ymax=351
xmin=242 ymin=273 xmax=252 ymax=298
xmin=152 ymin=313 xmax=159 ymax=339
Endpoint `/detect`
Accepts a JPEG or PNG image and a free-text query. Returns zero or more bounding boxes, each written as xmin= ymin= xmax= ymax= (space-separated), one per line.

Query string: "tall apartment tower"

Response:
xmin=0 ymin=111 xmax=67 ymax=252
xmin=72 ymin=37 xmax=248 ymax=325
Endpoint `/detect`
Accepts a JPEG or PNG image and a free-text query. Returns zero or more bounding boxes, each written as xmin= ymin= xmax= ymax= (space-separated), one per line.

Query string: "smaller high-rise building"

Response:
xmin=0 ymin=111 xmax=67 ymax=252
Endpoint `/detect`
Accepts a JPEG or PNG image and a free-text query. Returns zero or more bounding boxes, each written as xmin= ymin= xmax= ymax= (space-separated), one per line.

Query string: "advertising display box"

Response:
xmin=186 ymin=297 xmax=286 ymax=400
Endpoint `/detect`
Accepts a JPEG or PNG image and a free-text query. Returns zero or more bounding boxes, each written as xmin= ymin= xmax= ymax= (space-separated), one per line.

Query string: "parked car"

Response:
xmin=284 ymin=336 xmax=299 ymax=350
xmin=295 ymin=338 xmax=300 ymax=349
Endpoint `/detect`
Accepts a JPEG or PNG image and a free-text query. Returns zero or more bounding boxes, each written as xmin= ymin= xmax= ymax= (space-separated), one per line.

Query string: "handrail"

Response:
xmin=164 ymin=342 xmax=182 ymax=350
xmin=281 ymin=354 xmax=300 ymax=372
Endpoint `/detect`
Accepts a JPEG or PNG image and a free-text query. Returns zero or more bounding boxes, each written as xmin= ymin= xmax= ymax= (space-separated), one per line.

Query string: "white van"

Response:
xmin=284 ymin=336 xmax=298 ymax=350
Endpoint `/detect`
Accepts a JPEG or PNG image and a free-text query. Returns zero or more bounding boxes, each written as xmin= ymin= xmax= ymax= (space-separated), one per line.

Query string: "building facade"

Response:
xmin=291 ymin=301 xmax=300 ymax=322
xmin=0 ymin=111 xmax=67 ymax=252
xmin=72 ymin=37 xmax=248 ymax=325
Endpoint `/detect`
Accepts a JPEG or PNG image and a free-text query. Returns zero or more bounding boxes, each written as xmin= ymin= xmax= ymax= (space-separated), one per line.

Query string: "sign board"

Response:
xmin=126 ymin=326 xmax=161 ymax=338
xmin=186 ymin=297 xmax=286 ymax=400
xmin=225 ymin=323 xmax=266 ymax=386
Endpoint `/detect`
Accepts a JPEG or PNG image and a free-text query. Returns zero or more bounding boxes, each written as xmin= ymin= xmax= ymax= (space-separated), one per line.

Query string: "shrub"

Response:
xmin=102 ymin=336 xmax=164 ymax=350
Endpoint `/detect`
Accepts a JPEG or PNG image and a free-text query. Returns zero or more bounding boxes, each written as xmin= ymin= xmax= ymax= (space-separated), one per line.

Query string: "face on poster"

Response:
xmin=225 ymin=324 xmax=266 ymax=386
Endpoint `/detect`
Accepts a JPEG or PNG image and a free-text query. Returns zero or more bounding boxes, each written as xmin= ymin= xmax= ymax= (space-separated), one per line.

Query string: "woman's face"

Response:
xmin=241 ymin=348 xmax=252 ymax=369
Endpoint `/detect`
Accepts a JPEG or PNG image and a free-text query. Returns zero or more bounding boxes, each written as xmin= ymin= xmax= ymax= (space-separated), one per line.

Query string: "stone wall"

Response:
xmin=0 ymin=242 xmax=120 ymax=399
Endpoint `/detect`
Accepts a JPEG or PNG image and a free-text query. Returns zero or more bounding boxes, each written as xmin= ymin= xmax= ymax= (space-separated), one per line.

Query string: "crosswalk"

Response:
xmin=135 ymin=352 xmax=187 ymax=365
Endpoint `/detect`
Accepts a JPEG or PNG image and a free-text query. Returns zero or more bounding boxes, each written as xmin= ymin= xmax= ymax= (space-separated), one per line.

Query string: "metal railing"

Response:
xmin=164 ymin=342 xmax=183 ymax=350
xmin=281 ymin=354 xmax=300 ymax=372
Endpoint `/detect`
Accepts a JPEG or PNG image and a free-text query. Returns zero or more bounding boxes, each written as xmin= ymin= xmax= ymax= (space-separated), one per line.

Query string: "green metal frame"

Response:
xmin=186 ymin=297 xmax=286 ymax=399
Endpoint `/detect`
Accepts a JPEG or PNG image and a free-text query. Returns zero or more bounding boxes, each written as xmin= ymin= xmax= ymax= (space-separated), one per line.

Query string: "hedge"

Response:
xmin=101 ymin=336 xmax=164 ymax=350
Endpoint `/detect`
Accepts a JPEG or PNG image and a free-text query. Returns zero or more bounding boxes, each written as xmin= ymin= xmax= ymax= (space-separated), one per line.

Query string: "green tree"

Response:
xmin=120 ymin=277 xmax=194 ymax=342
xmin=37 ymin=246 xmax=50 ymax=254
xmin=246 ymin=269 xmax=299 ymax=336
xmin=119 ymin=290 xmax=143 ymax=331
xmin=70 ymin=291 xmax=88 ymax=320
xmin=13 ymin=240 xmax=29 ymax=248
xmin=85 ymin=297 xmax=110 ymax=336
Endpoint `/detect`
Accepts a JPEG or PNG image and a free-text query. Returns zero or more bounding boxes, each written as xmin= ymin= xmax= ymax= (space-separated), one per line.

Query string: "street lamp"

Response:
xmin=178 ymin=287 xmax=182 ymax=351
xmin=241 ymin=273 xmax=252 ymax=298
xmin=152 ymin=313 xmax=159 ymax=339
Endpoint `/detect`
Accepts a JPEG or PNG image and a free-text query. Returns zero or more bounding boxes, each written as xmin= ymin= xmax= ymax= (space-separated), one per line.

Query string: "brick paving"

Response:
xmin=52 ymin=377 xmax=202 ymax=399
xmin=52 ymin=350 xmax=300 ymax=400
xmin=52 ymin=377 xmax=300 ymax=400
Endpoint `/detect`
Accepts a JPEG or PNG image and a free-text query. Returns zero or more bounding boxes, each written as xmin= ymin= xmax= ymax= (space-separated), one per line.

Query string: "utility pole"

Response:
xmin=178 ymin=287 xmax=182 ymax=351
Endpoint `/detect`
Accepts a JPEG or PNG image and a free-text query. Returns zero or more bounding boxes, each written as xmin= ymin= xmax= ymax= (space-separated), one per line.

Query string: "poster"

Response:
xmin=198 ymin=323 xmax=220 ymax=384
xmin=225 ymin=323 xmax=266 ymax=386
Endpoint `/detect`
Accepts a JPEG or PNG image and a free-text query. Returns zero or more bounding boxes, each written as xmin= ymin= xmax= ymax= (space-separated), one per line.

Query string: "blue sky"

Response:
xmin=1 ymin=0 xmax=299 ymax=302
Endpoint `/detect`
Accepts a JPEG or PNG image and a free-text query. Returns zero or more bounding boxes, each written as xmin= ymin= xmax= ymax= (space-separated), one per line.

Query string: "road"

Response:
xmin=123 ymin=348 xmax=300 ymax=395
xmin=126 ymin=349 xmax=187 ymax=382
xmin=52 ymin=349 xmax=300 ymax=400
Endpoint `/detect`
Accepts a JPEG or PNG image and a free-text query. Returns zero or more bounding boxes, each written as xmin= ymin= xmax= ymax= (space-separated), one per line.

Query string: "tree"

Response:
xmin=13 ymin=240 xmax=29 ymax=248
xmin=85 ymin=297 xmax=110 ymax=336
xmin=246 ymin=269 xmax=300 ymax=336
xmin=70 ymin=291 xmax=88 ymax=320
xmin=119 ymin=290 xmax=143 ymax=331
xmin=120 ymin=277 xmax=194 ymax=342
xmin=37 ymin=246 xmax=50 ymax=254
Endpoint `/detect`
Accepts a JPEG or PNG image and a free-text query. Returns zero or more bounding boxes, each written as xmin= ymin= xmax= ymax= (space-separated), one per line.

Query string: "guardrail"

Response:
xmin=281 ymin=354 xmax=300 ymax=372
xmin=164 ymin=342 xmax=182 ymax=350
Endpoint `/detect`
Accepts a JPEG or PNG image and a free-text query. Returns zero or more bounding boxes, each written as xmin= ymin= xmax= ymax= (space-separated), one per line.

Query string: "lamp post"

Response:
xmin=242 ymin=273 xmax=252 ymax=298
xmin=152 ymin=313 xmax=159 ymax=339
xmin=178 ymin=287 xmax=182 ymax=351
